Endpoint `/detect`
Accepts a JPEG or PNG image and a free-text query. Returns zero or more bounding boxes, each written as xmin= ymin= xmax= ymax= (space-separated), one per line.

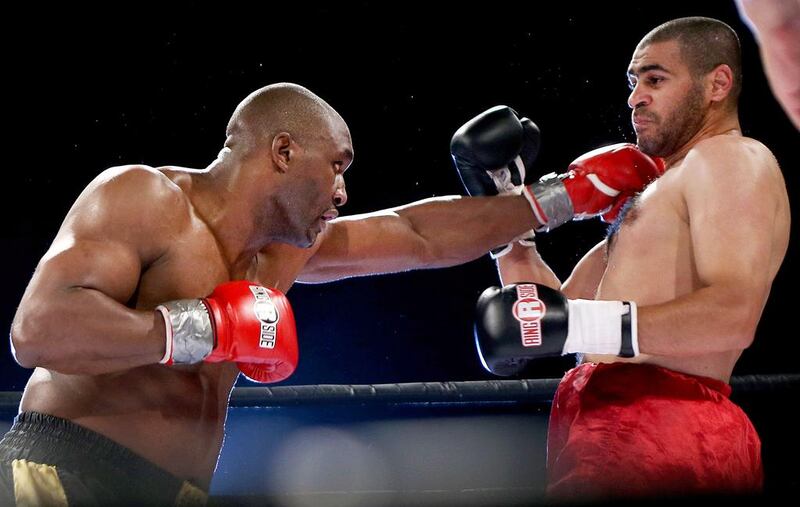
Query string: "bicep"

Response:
xmin=29 ymin=236 xmax=143 ymax=305
xmin=686 ymin=150 xmax=777 ymax=296
xmin=23 ymin=168 xmax=176 ymax=305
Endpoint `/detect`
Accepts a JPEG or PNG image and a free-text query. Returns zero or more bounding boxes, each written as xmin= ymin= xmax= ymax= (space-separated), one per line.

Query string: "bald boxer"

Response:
xmin=0 ymin=83 xmax=542 ymax=505
xmin=459 ymin=18 xmax=790 ymax=500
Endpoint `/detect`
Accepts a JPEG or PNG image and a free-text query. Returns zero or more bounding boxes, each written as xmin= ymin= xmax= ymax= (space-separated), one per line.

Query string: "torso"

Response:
xmin=583 ymin=135 xmax=789 ymax=382
xmin=18 ymin=167 xmax=312 ymax=488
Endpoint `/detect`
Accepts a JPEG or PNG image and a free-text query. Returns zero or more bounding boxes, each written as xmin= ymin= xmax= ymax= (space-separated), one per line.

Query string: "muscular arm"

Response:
xmin=736 ymin=0 xmax=800 ymax=130
xmin=296 ymin=194 xmax=539 ymax=283
xmin=10 ymin=167 xmax=180 ymax=374
xmin=636 ymin=139 xmax=788 ymax=356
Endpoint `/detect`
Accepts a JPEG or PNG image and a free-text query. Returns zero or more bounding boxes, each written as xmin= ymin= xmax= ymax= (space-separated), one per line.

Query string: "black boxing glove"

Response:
xmin=450 ymin=105 xmax=541 ymax=257
xmin=474 ymin=283 xmax=638 ymax=376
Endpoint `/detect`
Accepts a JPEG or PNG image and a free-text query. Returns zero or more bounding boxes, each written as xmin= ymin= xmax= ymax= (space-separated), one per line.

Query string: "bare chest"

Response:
xmin=598 ymin=178 xmax=697 ymax=304
xmin=135 ymin=225 xmax=254 ymax=310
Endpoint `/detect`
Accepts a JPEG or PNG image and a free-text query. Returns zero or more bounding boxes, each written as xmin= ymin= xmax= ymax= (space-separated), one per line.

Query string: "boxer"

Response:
xmin=0 ymin=83 xmax=545 ymax=505
xmin=455 ymin=17 xmax=789 ymax=500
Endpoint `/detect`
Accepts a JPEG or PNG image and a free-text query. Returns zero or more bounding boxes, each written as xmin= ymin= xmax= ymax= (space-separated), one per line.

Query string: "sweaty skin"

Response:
xmin=498 ymin=39 xmax=790 ymax=383
xmin=13 ymin=111 xmax=539 ymax=487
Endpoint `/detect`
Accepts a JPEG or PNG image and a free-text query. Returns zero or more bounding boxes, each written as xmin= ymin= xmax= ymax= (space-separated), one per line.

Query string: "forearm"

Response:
xmin=11 ymin=286 xmax=166 ymax=375
xmin=637 ymin=285 xmax=762 ymax=357
xmin=496 ymin=243 xmax=561 ymax=289
xmin=394 ymin=194 xmax=540 ymax=268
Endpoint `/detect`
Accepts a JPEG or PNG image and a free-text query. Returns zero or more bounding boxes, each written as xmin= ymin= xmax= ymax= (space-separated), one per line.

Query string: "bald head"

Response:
xmin=225 ymin=83 xmax=347 ymax=155
xmin=639 ymin=17 xmax=742 ymax=106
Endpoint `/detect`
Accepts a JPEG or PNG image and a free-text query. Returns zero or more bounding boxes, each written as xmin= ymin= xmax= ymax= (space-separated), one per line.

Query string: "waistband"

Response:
xmin=1 ymin=411 xmax=204 ymax=498
xmin=565 ymin=362 xmax=733 ymax=400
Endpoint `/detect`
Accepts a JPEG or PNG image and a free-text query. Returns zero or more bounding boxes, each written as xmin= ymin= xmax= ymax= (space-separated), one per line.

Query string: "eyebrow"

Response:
xmin=627 ymin=63 xmax=672 ymax=77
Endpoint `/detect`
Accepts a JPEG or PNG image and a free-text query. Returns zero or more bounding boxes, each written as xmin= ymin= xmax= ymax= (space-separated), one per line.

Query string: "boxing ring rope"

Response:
xmin=2 ymin=375 xmax=797 ymax=415
xmin=1 ymin=375 xmax=797 ymax=502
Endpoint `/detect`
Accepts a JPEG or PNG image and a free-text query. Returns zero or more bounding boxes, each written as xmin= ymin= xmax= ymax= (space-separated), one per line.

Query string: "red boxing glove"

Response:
xmin=564 ymin=143 xmax=665 ymax=220
xmin=156 ymin=281 xmax=299 ymax=383
xmin=523 ymin=143 xmax=665 ymax=231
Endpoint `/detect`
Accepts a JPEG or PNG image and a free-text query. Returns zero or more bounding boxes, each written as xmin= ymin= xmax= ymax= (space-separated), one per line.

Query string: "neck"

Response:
xmin=187 ymin=156 xmax=278 ymax=274
xmin=664 ymin=110 xmax=741 ymax=168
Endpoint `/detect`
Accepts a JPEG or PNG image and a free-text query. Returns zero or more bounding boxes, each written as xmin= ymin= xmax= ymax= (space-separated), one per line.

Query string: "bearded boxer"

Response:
xmin=455 ymin=18 xmax=789 ymax=500
xmin=0 ymin=83 xmax=548 ymax=506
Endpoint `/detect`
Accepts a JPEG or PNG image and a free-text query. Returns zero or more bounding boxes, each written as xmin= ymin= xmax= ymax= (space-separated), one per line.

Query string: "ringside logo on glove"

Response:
xmin=249 ymin=285 xmax=280 ymax=349
xmin=511 ymin=284 xmax=546 ymax=347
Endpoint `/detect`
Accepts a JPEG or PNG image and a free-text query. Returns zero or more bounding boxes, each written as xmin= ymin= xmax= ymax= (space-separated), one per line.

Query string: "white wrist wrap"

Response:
xmin=563 ymin=299 xmax=639 ymax=357
xmin=156 ymin=305 xmax=173 ymax=364
xmin=487 ymin=157 xmax=535 ymax=259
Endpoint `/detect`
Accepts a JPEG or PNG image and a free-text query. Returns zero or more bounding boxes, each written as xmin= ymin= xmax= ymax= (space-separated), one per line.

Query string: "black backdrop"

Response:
xmin=2 ymin=1 xmax=797 ymax=390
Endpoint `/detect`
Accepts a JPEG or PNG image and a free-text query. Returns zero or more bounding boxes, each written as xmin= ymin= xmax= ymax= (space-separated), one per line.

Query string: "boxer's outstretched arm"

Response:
xmin=10 ymin=167 xmax=178 ymax=374
xmin=636 ymin=138 xmax=789 ymax=356
xmin=297 ymin=194 xmax=540 ymax=283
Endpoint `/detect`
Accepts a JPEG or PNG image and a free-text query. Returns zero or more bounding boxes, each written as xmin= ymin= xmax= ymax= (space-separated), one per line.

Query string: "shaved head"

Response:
xmin=225 ymin=82 xmax=347 ymax=155
xmin=639 ymin=17 xmax=742 ymax=106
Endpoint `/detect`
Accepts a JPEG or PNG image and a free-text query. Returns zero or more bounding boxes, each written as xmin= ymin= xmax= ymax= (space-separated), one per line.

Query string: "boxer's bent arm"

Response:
xmin=560 ymin=240 xmax=608 ymax=300
xmin=10 ymin=167 xmax=180 ymax=374
xmin=636 ymin=139 xmax=787 ymax=356
xmin=495 ymin=243 xmax=563 ymax=291
xmin=298 ymin=194 xmax=539 ymax=283
xmin=494 ymin=240 xmax=606 ymax=297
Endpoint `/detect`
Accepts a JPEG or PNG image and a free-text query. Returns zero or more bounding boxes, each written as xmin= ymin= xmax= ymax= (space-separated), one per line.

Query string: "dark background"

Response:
xmin=2 ymin=1 xmax=797 ymax=391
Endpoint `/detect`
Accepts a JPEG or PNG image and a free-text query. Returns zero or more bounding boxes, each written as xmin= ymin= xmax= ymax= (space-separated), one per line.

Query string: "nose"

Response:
xmin=627 ymin=82 xmax=650 ymax=110
xmin=333 ymin=176 xmax=347 ymax=207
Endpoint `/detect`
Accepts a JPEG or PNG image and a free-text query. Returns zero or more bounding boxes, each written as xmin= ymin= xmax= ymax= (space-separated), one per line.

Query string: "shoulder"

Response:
xmin=679 ymin=134 xmax=788 ymax=214
xmin=62 ymin=165 xmax=194 ymax=256
xmin=79 ymin=165 xmax=191 ymax=222
xmin=88 ymin=165 xmax=187 ymax=203
xmin=683 ymin=134 xmax=779 ymax=179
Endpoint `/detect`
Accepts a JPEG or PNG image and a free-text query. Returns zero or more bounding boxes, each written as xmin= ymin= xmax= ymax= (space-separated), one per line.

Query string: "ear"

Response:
xmin=270 ymin=132 xmax=293 ymax=173
xmin=708 ymin=64 xmax=734 ymax=103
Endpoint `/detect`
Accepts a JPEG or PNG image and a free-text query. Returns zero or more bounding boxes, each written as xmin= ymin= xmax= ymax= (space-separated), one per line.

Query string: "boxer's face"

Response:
xmin=627 ymin=39 xmax=708 ymax=158
xmin=282 ymin=121 xmax=353 ymax=247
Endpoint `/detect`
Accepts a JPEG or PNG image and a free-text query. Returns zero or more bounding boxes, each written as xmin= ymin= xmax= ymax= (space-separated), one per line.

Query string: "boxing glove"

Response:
xmin=156 ymin=281 xmax=299 ymax=383
xmin=474 ymin=283 xmax=638 ymax=376
xmin=522 ymin=143 xmax=665 ymax=232
xmin=450 ymin=105 xmax=541 ymax=256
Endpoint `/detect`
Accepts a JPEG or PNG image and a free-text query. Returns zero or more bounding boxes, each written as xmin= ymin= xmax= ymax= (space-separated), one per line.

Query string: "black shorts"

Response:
xmin=0 ymin=411 xmax=207 ymax=506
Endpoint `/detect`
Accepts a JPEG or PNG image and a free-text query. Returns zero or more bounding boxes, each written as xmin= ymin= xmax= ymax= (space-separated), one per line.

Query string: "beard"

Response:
xmin=635 ymin=81 xmax=707 ymax=158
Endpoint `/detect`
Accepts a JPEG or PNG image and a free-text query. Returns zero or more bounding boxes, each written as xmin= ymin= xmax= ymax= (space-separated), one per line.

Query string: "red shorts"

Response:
xmin=546 ymin=362 xmax=763 ymax=500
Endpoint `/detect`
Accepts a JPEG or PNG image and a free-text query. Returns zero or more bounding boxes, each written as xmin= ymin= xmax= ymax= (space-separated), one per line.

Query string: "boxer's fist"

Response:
xmin=565 ymin=143 xmax=665 ymax=220
xmin=474 ymin=283 xmax=638 ymax=377
xmin=451 ymin=105 xmax=541 ymax=257
xmin=450 ymin=105 xmax=541 ymax=197
xmin=156 ymin=281 xmax=299 ymax=383
xmin=522 ymin=143 xmax=665 ymax=231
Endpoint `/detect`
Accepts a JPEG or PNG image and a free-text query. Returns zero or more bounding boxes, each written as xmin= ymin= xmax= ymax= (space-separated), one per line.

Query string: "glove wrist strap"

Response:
xmin=156 ymin=299 xmax=214 ymax=364
xmin=563 ymin=299 xmax=639 ymax=357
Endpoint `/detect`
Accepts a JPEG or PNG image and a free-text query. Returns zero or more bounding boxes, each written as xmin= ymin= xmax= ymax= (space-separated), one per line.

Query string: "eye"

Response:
xmin=333 ymin=161 xmax=344 ymax=174
xmin=627 ymin=79 xmax=636 ymax=91
xmin=647 ymin=76 xmax=664 ymax=86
